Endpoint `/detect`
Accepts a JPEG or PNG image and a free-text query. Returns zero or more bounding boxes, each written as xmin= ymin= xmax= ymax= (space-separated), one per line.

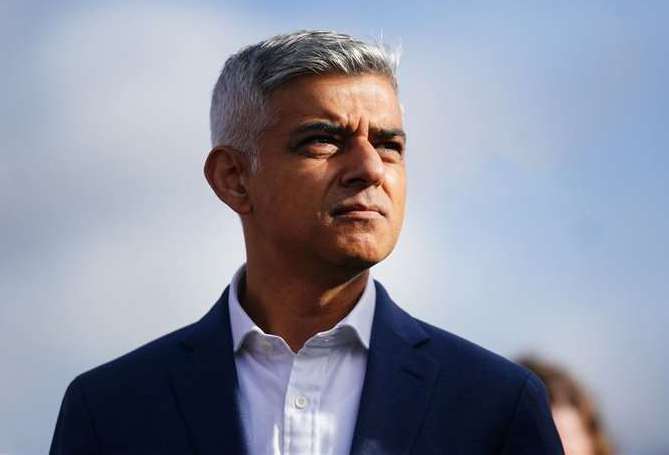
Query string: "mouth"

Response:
xmin=331 ymin=203 xmax=386 ymax=220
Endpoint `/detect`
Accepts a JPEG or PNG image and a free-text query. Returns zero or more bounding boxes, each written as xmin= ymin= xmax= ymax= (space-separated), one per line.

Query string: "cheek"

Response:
xmin=255 ymin=166 xmax=331 ymax=221
xmin=385 ymin=167 xmax=407 ymax=215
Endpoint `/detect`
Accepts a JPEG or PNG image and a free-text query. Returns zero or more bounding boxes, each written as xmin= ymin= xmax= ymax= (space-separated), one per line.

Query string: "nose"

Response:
xmin=340 ymin=136 xmax=385 ymax=188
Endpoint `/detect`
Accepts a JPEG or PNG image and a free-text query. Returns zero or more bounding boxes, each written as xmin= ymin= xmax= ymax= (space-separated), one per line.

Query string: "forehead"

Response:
xmin=266 ymin=73 xmax=402 ymax=131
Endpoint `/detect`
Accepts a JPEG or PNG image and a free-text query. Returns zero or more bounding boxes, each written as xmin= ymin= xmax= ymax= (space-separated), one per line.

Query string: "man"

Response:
xmin=51 ymin=31 xmax=563 ymax=454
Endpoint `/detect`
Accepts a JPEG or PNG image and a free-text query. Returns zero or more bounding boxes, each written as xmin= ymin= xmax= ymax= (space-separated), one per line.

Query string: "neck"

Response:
xmin=240 ymin=256 xmax=370 ymax=352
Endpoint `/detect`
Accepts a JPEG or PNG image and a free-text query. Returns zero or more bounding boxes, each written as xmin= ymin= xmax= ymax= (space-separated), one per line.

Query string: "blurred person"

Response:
xmin=50 ymin=31 xmax=563 ymax=454
xmin=518 ymin=357 xmax=613 ymax=455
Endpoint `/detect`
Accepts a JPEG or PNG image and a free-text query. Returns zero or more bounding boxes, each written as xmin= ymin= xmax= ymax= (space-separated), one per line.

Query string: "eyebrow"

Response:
xmin=292 ymin=120 xmax=406 ymax=140
xmin=292 ymin=121 xmax=345 ymax=137
xmin=373 ymin=128 xmax=406 ymax=141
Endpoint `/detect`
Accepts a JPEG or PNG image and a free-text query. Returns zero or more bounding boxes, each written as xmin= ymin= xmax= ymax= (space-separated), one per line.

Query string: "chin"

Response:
xmin=326 ymin=236 xmax=395 ymax=270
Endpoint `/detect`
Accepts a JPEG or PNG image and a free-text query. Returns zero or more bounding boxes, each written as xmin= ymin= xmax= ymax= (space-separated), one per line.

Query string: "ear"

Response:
xmin=204 ymin=146 xmax=252 ymax=215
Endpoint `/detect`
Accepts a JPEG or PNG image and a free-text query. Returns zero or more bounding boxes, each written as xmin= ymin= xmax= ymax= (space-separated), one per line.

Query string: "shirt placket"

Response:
xmin=282 ymin=344 xmax=329 ymax=455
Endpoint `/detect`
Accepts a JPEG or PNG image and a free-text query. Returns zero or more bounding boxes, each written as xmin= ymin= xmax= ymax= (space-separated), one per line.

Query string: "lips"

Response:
xmin=331 ymin=202 xmax=386 ymax=217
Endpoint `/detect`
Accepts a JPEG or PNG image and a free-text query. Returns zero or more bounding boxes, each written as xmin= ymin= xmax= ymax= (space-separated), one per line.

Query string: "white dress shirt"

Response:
xmin=228 ymin=266 xmax=376 ymax=455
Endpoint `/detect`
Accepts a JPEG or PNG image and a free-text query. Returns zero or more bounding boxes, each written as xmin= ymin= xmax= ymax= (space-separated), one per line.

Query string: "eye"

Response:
xmin=375 ymin=141 xmax=405 ymax=160
xmin=296 ymin=135 xmax=341 ymax=157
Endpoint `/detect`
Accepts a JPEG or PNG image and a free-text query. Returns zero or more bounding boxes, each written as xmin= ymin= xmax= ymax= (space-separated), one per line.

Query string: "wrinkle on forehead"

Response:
xmin=267 ymin=73 xmax=403 ymax=135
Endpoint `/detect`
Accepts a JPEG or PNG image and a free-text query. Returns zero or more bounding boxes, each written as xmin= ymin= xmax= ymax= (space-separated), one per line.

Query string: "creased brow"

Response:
xmin=292 ymin=121 xmax=346 ymax=137
xmin=293 ymin=121 xmax=406 ymax=141
xmin=371 ymin=128 xmax=406 ymax=142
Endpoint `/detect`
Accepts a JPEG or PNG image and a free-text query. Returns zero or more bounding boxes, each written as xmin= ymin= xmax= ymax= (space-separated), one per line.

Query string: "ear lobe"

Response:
xmin=204 ymin=146 xmax=252 ymax=214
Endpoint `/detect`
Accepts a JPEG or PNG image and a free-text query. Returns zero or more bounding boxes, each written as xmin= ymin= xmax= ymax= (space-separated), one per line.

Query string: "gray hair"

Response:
xmin=209 ymin=30 xmax=400 ymax=170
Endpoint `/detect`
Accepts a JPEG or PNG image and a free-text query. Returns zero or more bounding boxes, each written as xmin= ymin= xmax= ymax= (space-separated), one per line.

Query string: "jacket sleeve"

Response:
xmin=500 ymin=372 xmax=564 ymax=455
xmin=50 ymin=377 xmax=100 ymax=455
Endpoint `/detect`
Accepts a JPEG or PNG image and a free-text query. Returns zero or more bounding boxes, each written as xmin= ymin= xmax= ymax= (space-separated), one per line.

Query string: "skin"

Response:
xmin=552 ymin=405 xmax=595 ymax=455
xmin=205 ymin=73 xmax=406 ymax=351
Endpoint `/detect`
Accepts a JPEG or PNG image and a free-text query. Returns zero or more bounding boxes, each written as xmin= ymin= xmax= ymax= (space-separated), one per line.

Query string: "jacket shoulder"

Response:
xmin=79 ymin=322 xmax=195 ymax=382
xmin=422 ymin=319 xmax=528 ymax=374
xmin=66 ymin=319 xmax=202 ymax=414
xmin=373 ymin=282 xmax=534 ymax=391
xmin=414 ymin=318 xmax=534 ymax=389
xmin=408 ymin=318 xmax=561 ymax=453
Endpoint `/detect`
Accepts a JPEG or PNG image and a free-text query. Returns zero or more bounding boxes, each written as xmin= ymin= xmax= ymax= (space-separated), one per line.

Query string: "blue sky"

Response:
xmin=1 ymin=1 xmax=668 ymax=453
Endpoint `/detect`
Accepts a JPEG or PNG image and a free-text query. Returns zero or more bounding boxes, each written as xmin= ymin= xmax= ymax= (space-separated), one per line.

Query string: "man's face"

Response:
xmin=245 ymin=73 xmax=406 ymax=271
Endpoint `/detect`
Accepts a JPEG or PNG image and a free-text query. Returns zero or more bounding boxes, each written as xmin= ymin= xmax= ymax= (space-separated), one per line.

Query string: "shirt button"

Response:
xmin=259 ymin=340 xmax=272 ymax=353
xmin=294 ymin=395 xmax=309 ymax=410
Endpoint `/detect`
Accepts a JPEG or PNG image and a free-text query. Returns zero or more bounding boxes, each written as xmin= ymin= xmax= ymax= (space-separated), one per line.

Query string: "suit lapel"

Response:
xmin=169 ymin=289 xmax=246 ymax=455
xmin=351 ymin=282 xmax=440 ymax=455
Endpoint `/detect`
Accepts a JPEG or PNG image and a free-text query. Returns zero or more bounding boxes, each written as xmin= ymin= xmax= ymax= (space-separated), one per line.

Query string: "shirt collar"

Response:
xmin=228 ymin=265 xmax=376 ymax=352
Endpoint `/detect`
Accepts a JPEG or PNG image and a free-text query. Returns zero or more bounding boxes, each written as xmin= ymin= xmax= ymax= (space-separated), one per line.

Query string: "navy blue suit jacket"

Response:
xmin=51 ymin=282 xmax=563 ymax=454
